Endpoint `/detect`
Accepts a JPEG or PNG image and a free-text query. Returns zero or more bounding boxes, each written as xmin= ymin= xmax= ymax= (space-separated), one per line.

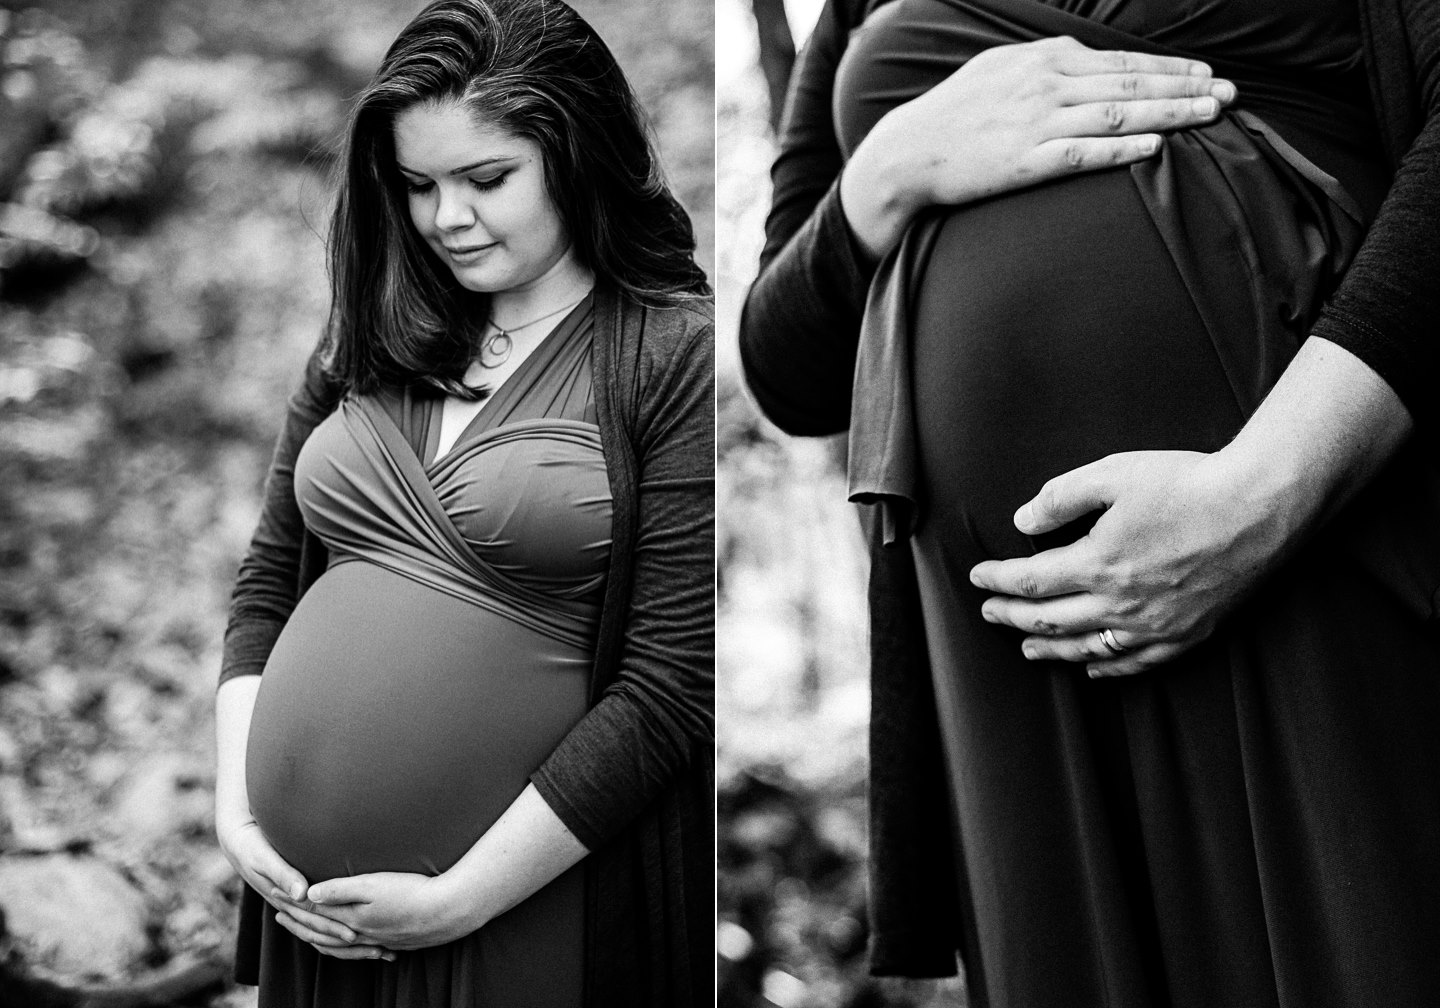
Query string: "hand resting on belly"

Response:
xmin=839 ymin=34 xmax=1237 ymax=259
xmin=970 ymin=338 xmax=1414 ymax=676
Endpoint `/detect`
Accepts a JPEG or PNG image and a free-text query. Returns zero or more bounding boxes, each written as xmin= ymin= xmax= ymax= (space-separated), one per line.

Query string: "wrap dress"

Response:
xmin=834 ymin=0 xmax=1440 ymax=1004
xmin=243 ymin=300 xmax=604 ymax=1008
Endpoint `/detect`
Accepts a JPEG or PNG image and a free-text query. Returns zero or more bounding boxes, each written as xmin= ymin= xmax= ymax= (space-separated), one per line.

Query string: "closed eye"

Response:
xmin=469 ymin=172 xmax=507 ymax=192
xmin=401 ymin=174 xmax=506 ymax=194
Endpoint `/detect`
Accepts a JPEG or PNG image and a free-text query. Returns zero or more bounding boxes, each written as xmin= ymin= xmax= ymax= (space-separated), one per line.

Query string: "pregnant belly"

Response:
xmin=246 ymin=560 xmax=591 ymax=882
xmin=909 ymin=167 xmax=1252 ymax=564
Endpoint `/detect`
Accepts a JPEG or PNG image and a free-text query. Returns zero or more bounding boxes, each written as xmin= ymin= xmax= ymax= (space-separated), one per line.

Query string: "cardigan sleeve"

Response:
xmin=1308 ymin=0 xmax=1440 ymax=434
xmin=529 ymin=308 xmax=715 ymax=851
xmin=738 ymin=0 xmax=880 ymax=436
xmin=218 ymin=343 xmax=339 ymax=686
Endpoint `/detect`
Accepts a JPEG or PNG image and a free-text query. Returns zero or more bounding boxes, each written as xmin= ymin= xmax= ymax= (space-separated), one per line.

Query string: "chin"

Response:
xmin=449 ymin=265 xmax=516 ymax=294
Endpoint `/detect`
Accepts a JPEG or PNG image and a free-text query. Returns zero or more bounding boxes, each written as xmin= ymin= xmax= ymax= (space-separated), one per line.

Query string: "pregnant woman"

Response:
xmin=742 ymin=0 xmax=1440 ymax=1004
xmin=213 ymin=2 xmax=713 ymax=1006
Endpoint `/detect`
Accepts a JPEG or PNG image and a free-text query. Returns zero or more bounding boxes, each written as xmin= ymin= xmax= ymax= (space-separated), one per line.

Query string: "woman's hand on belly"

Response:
xmin=841 ymin=36 xmax=1236 ymax=259
xmin=218 ymin=818 xmax=396 ymax=962
xmin=277 ymin=872 xmax=475 ymax=952
xmin=968 ymin=449 xmax=1295 ymax=677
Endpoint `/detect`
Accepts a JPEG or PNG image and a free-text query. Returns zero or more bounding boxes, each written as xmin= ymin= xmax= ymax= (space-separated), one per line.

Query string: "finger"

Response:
xmin=1052 ymin=95 xmax=1222 ymax=137
xmin=1014 ymin=460 xmax=1119 ymax=535
xmin=1059 ymin=72 xmax=1235 ymax=106
xmin=315 ymin=943 xmax=397 ymax=962
xmin=271 ymin=900 xmax=360 ymax=944
xmin=1023 ymin=134 xmax=1164 ymax=178
xmin=1021 ymin=626 xmax=1141 ymax=662
xmin=1051 ymin=42 xmax=1212 ymax=80
xmin=307 ymin=877 xmax=373 ymax=906
xmin=1086 ymin=640 xmax=1186 ymax=678
xmin=981 ymin=592 xmax=1109 ymax=636
xmin=970 ymin=544 xmax=1091 ymax=598
xmin=275 ymin=911 xmax=359 ymax=949
xmin=245 ymin=841 xmax=309 ymax=903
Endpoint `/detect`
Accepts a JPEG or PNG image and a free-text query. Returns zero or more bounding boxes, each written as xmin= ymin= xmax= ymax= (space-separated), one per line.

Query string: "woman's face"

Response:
xmin=393 ymin=100 xmax=571 ymax=294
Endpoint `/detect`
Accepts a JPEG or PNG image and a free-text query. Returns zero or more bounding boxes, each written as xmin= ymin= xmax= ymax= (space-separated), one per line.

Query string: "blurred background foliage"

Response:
xmin=0 ymin=0 xmax=710 ymax=1003
xmin=715 ymin=1 xmax=966 ymax=1005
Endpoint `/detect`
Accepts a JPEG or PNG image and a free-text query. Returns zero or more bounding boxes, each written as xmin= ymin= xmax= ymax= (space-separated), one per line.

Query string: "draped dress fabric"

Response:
xmin=837 ymin=0 xmax=1440 ymax=1005
xmin=243 ymin=300 xmax=607 ymax=1008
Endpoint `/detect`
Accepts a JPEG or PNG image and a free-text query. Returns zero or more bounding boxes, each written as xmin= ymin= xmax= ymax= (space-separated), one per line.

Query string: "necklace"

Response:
xmin=479 ymin=294 xmax=589 ymax=368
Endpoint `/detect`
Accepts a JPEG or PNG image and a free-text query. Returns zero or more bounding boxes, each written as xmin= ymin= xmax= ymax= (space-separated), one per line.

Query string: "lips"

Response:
xmin=442 ymin=242 xmax=497 ymax=262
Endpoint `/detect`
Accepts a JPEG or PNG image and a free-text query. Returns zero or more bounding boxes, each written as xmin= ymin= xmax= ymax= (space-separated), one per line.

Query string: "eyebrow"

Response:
xmin=395 ymin=157 xmax=516 ymax=177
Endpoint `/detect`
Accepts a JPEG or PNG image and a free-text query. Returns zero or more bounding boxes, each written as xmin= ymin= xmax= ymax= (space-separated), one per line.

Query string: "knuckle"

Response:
xmin=1017 ymin=572 xmax=1044 ymax=598
xmin=1037 ymin=480 xmax=1063 ymax=513
xmin=1121 ymin=73 xmax=1141 ymax=96
xmin=1029 ymin=617 xmax=1060 ymax=635
xmin=1103 ymin=101 xmax=1127 ymax=131
xmin=1061 ymin=142 xmax=1088 ymax=169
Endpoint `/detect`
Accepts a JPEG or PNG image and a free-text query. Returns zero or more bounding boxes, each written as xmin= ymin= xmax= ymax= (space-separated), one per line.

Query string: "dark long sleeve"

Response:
xmin=1309 ymin=0 xmax=1440 ymax=433
xmin=531 ymin=305 xmax=716 ymax=851
xmin=739 ymin=0 xmax=878 ymax=436
xmin=219 ymin=344 xmax=339 ymax=686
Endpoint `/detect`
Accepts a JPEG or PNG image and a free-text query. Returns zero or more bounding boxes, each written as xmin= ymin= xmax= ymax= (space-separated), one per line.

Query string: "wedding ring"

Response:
xmin=1098 ymin=628 xmax=1129 ymax=656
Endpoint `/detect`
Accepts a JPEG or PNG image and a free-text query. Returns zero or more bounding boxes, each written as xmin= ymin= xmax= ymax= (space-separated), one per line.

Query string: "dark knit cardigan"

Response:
xmin=220 ymin=286 xmax=715 ymax=1006
xmin=739 ymin=0 xmax=1440 ymax=978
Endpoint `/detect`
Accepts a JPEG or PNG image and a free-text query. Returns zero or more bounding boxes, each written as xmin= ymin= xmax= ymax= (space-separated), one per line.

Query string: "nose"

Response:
xmin=432 ymin=182 xmax=475 ymax=233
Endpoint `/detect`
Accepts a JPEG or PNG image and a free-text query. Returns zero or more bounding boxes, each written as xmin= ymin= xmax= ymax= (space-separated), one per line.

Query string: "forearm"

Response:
xmin=437 ymin=783 xmax=588 ymax=932
xmin=1216 ymin=336 xmax=1413 ymax=540
xmin=214 ymin=674 xmax=262 ymax=833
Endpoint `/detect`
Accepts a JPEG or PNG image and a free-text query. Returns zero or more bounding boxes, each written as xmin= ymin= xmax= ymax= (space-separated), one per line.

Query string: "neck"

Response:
xmin=489 ymin=248 xmax=595 ymax=331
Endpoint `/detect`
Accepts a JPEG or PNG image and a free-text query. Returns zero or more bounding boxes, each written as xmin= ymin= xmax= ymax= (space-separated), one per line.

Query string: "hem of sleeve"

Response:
xmin=530 ymin=766 xmax=604 ymax=853
xmin=218 ymin=619 xmax=284 ymax=688
xmin=816 ymin=179 xmax=876 ymax=297
xmin=1309 ymin=310 xmax=1428 ymax=427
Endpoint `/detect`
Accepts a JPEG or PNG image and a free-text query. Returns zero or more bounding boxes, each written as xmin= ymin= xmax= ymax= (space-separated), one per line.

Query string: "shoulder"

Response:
xmin=618 ymin=293 xmax=715 ymax=392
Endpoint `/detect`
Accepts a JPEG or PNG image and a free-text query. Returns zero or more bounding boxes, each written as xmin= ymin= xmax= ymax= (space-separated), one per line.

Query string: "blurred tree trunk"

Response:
xmin=752 ymin=0 xmax=795 ymax=132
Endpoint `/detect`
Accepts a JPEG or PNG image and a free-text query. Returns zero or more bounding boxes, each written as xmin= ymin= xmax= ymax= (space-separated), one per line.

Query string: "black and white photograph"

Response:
xmin=0 ymin=0 xmax=713 ymax=1005
xmin=720 ymin=0 xmax=1440 ymax=1005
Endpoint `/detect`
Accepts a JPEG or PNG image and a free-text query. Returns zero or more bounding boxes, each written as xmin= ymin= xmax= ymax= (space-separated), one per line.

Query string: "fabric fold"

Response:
xmin=844 ymin=0 xmax=1370 ymax=542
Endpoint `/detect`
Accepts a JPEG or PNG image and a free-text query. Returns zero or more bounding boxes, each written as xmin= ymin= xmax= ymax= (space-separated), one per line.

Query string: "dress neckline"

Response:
xmin=422 ymin=293 xmax=595 ymax=467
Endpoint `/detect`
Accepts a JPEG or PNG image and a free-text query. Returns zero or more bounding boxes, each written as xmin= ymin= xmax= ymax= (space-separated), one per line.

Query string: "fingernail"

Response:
xmin=1210 ymin=80 xmax=1236 ymax=102
xmin=1014 ymin=503 xmax=1035 ymax=532
xmin=1194 ymin=97 xmax=1218 ymax=117
xmin=1021 ymin=643 xmax=1036 ymax=660
xmin=290 ymin=883 xmax=307 ymax=900
xmin=981 ymin=603 xmax=997 ymax=623
xmin=1087 ymin=667 xmax=1101 ymax=679
xmin=342 ymin=929 xmax=357 ymax=943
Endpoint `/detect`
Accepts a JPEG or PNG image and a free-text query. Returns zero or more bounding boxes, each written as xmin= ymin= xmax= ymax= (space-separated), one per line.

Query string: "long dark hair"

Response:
xmin=324 ymin=0 xmax=708 ymax=397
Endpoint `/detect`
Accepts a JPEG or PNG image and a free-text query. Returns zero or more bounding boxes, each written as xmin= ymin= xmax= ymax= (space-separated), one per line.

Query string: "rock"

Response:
xmin=111 ymin=752 xmax=208 ymax=840
xmin=0 ymin=853 xmax=150 ymax=978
